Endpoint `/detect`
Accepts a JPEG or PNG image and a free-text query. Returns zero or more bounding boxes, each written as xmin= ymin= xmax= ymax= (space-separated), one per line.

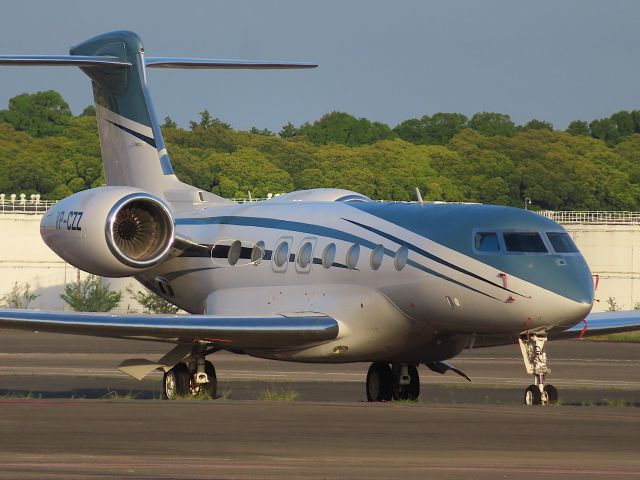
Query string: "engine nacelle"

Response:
xmin=41 ymin=186 xmax=175 ymax=277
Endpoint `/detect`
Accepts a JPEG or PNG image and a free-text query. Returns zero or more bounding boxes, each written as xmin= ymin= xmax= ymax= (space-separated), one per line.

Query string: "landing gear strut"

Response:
xmin=162 ymin=348 xmax=217 ymax=400
xmin=519 ymin=333 xmax=557 ymax=406
xmin=366 ymin=363 xmax=420 ymax=402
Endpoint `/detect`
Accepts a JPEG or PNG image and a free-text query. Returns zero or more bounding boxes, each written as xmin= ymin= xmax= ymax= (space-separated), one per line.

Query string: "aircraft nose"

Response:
xmin=573 ymin=269 xmax=595 ymax=306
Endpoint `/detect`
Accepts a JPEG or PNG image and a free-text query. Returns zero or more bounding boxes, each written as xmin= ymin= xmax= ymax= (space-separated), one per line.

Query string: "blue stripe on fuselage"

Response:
xmin=175 ymin=215 xmax=504 ymax=300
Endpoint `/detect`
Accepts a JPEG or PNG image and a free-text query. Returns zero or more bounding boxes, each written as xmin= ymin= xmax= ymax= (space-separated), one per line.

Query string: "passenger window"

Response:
xmin=273 ymin=241 xmax=289 ymax=267
xmin=251 ymin=241 xmax=265 ymax=263
xmin=322 ymin=243 xmax=336 ymax=269
xmin=546 ymin=232 xmax=579 ymax=253
xmin=503 ymin=232 xmax=548 ymax=253
xmin=346 ymin=244 xmax=360 ymax=269
xmin=297 ymin=242 xmax=313 ymax=268
xmin=394 ymin=245 xmax=408 ymax=271
xmin=475 ymin=232 xmax=500 ymax=252
xmin=370 ymin=244 xmax=384 ymax=270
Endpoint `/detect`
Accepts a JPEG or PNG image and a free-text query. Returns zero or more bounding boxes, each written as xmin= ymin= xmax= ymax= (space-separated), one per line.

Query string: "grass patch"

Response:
xmin=101 ymin=389 xmax=140 ymax=400
xmin=395 ymin=397 xmax=421 ymax=404
xmin=0 ymin=391 xmax=42 ymax=400
xmin=603 ymin=398 xmax=630 ymax=408
xmin=258 ymin=385 xmax=299 ymax=401
xmin=483 ymin=395 xmax=502 ymax=406
xmin=586 ymin=331 xmax=640 ymax=343
xmin=217 ymin=388 xmax=232 ymax=400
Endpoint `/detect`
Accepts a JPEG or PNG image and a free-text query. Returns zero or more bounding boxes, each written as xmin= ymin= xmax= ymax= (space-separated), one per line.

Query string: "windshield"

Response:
xmin=503 ymin=232 xmax=548 ymax=253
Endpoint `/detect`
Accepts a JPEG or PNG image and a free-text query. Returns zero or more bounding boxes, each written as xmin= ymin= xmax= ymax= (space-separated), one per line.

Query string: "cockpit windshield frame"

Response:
xmin=472 ymin=229 xmax=579 ymax=256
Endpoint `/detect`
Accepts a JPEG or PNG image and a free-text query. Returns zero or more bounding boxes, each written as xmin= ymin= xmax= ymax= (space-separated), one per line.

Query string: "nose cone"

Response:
xmin=568 ymin=256 xmax=595 ymax=306
xmin=546 ymin=255 xmax=594 ymax=307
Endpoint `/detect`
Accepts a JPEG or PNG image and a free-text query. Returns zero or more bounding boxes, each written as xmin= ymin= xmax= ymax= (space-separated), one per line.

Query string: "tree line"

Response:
xmin=0 ymin=90 xmax=639 ymax=211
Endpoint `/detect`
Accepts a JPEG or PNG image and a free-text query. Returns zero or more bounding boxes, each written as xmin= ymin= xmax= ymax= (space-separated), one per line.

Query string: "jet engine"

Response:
xmin=41 ymin=186 xmax=175 ymax=277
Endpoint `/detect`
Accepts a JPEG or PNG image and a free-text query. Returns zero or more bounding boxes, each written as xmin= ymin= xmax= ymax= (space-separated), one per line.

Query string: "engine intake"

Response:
xmin=106 ymin=194 xmax=175 ymax=267
xmin=41 ymin=186 xmax=176 ymax=277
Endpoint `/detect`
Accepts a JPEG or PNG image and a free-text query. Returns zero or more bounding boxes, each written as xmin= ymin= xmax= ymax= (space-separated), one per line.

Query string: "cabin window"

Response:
xmin=274 ymin=241 xmax=289 ymax=267
xmin=322 ymin=243 xmax=336 ymax=269
xmin=475 ymin=232 xmax=500 ymax=252
xmin=346 ymin=244 xmax=360 ymax=269
xmin=228 ymin=240 xmax=241 ymax=266
xmin=370 ymin=244 xmax=384 ymax=270
xmin=546 ymin=232 xmax=579 ymax=254
xmin=503 ymin=232 xmax=548 ymax=253
xmin=297 ymin=242 xmax=313 ymax=268
xmin=394 ymin=245 xmax=408 ymax=271
xmin=251 ymin=241 xmax=265 ymax=263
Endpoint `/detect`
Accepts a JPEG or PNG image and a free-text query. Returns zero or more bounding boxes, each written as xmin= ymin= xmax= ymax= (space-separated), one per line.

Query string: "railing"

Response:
xmin=538 ymin=210 xmax=640 ymax=225
xmin=0 ymin=199 xmax=57 ymax=214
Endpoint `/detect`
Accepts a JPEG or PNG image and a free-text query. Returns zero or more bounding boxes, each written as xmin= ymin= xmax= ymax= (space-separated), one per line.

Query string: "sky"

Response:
xmin=0 ymin=0 xmax=638 ymax=132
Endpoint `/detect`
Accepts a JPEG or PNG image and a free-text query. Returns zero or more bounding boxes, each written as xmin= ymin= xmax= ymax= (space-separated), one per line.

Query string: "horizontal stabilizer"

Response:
xmin=0 ymin=309 xmax=339 ymax=349
xmin=0 ymin=55 xmax=132 ymax=68
xmin=145 ymin=57 xmax=317 ymax=69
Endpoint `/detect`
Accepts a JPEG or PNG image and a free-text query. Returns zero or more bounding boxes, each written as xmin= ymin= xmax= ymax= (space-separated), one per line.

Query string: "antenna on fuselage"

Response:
xmin=415 ymin=187 xmax=424 ymax=206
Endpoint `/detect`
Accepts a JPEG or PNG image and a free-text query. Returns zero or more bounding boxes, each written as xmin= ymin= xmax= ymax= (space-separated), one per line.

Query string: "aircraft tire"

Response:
xmin=366 ymin=363 xmax=393 ymax=402
xmin=199 ymin=360 xmax=217 ymax=399
xmin=524 ymin=384 xmax=542 ymax=406
xmin=162 ymin=362 xmax=190 ymax=400
xmin=392 ymin=365 xmax=420 ymax=401
xmin=543 ymin=384 xmax=558 ymax=404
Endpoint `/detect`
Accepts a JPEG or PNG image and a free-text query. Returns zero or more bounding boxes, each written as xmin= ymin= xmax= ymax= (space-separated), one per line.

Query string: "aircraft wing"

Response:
xmin=550 ymin=310 xmax=640 ymax=340
xmin=0 ymin=309 xmax=338 ymax=349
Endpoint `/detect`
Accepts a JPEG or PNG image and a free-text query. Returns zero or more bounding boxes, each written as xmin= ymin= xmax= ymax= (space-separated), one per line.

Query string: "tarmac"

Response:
xmin=0 ymin=331 xmax=638 ymax=479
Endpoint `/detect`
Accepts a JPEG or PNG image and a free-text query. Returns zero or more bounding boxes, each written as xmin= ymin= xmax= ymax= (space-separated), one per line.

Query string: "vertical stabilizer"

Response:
xmin=0 ymin=30 xmax=316 ymax=203
xmin=70 ymin=31 xmax=180 ymax=196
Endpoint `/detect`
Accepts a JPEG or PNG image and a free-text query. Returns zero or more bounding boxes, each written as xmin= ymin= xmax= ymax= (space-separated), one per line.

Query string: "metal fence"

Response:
xmin=0 ymin=198 xmax=57 ymax=214
xmin=537 ymin=210 xmax=640 ymax=225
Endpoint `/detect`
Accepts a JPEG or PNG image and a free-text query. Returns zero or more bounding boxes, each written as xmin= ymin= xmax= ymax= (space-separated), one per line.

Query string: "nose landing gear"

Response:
xmin=519 ymin=333 xmax=558 ymax=406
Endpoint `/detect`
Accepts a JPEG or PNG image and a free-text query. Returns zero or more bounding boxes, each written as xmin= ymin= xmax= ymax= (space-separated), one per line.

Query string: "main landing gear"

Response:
xmin=162 ymin=350 xmax=217 ymax=400
xmin=519 ymin=333 xmax=558 ymax=406
xmin=366 ymin=363 xmax=420 ymax=402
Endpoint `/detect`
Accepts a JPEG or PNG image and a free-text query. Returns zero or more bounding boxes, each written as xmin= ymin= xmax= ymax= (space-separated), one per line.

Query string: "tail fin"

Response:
xmin=71 ymin=31 xmax=176 ymax=195
xmin=0 ymin=31 xmax=316 ymax=200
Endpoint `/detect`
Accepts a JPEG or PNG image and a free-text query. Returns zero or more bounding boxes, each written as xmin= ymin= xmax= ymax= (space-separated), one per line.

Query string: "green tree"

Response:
xmin=297 ymin=111 xmax=396 ymax=146
xmin=189 ymin=109 xmax=230 ymax=131
xmin=521 ymin=119 xmax=553 ymax=131
xmin=566 ymin=120 xmax=590 ymax=136
xmin=610 ymin=111 xmax=634 ymax=137
xmin=161 ymin=116 xmax=177 ymax=129
xmin=590 ymin=118 xmax=620 ymax=146
xmin=469 ymin=112 xmax=516 ymax=137
xmin=61 ymin=274 xmax=122 ymax=312
xmin=250 ymin=127 xmax=273 ymax=136
xmin=126 ymin=287 xmax=179 ymax=314
xmin=394 ymin=113 xmax=469 ymax=145
xmin=279 ymin=121 xmax=298 ymax=139
xmin=0 ymin=90 xmax=72 ymax=137
xmin=0 ymin=282 xmax=39 ymax=308
xmin=80 ymin=105 xmax=96 ymax=116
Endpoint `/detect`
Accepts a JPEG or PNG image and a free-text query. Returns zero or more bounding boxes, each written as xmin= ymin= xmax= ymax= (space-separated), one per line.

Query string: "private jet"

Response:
xmin=0 ymin=31 xmax=638 ymax=405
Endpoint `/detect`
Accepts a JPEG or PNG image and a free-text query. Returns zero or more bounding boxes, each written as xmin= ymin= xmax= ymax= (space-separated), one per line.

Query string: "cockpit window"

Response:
xmin=475 ymin=232 xmax=500 ymax=252
xmin=546 ymin=232 xmax=579 ymax=253
xmin=503 ymin=232 xmax=548 ymax=253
